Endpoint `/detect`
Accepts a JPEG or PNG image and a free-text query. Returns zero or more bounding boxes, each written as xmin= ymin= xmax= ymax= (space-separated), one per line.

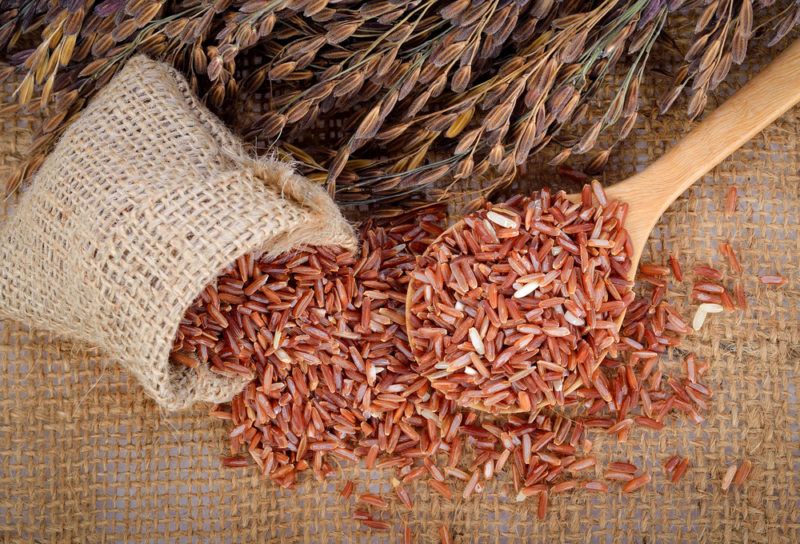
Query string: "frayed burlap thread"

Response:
xmin=0 ymin=55 xmax=356 ymax=411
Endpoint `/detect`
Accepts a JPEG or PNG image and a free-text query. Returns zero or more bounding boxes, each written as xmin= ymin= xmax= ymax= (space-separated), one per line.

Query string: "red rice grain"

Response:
xmin=537 ymin=491 xmax=548 ymax=520
xmin=566 ymin=456 xmax=596 ymax=473
xmin=724 ymin=186 xmax=738 ymax=215
xmin=551 ymin=479 xmax=579 ymax=493
xmin=221 ymin=456 xmax=249 ymax=468
xmin=664 ymin=455 xmax=689 ymax=483
xmin=583 ymin=480 xmax=609 ymax=492
xmin=663 ymin=455 xmax=681 ymax=473
xmin=608 ymin=461 xmax=638 ymax=474
xmin=720 ymin=290 xmax=735 ymax=312
xmin=358 ymin=493 xmax=389 ymax=509
xmin=439 ymin=524 xmax=452 ymax=544
xmin=719 ymin=242 xmax=743 ymax=275
xmin=640 ymin=263 xmax=670 ymax=277
xmin=734 ymin=282 xmax=747 ymax=310
xmin=733 ymin=459 xmax=753 ymax=486
xmin=392 ymin=478 xmax=414 ymax=509
xmin=671 ymin=458 xmax=690 ymax=483
xmin=721 ymin=464 xmax=738 ymax=491
xmin=669 ymin=255 xmax=683 ymax=282
xmin=693 ymin=264 xmax=723 ymax=281
xmin=622 ymin=472 xmax=651 ymax=493
xmin=759 ymin=274 xmax=787 ymax=286
xmin=429 ymin=479 xmax=453 ymax=500
xmin=604 ymin=470 xmax=635 ymax=482
xmin=340 ymin=480 xmax=355 ymax=499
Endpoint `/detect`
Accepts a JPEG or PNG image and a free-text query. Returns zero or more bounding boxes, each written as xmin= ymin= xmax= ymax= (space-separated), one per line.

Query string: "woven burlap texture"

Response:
xmin=0 ymin=42 xmax=797 ymax=544
xmin=0 ymin=55 xmax=356 ymax=411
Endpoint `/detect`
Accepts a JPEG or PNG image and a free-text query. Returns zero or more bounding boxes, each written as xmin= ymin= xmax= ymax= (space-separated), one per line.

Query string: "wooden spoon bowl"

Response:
xmin=404 ymin=188 xmax=630 ymax=416
xmin=405 ymin=39 xmax=800 ymax=415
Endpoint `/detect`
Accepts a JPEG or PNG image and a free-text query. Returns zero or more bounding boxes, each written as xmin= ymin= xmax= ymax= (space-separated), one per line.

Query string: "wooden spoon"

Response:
xmin=406 ymin=39 xmax=800 ymax=415
xmin=601 ymin=38 xmax=800 ymax=281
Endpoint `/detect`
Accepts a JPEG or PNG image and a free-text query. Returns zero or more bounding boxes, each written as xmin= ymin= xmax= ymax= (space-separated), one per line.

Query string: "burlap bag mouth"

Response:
xmin=0 ymin=55 xmax=356 ymax=411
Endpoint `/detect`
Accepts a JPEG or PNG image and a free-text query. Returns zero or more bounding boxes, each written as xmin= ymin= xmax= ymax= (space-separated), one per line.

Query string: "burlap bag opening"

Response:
xmin=0 ymin=55 xmax=356 ymax=411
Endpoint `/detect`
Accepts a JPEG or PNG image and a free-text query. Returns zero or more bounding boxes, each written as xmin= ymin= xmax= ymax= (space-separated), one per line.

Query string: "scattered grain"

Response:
xmin=724 ymin=186 xmax=738 ymax=215
xmin=733 ymin=459 xmax=753 ymax=486
xmin=721 ymin=464 xmax=738 ymax=491
xmin=759 ymin=274 xmax=787 ymax=286
xmin=340 ymin=480 xmax=355 ymax=499
xmin=622 ymin=472 xmax=651 ymax=493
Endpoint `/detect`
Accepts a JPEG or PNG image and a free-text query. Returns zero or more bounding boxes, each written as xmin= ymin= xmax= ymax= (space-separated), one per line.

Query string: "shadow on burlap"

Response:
xmin=0 ymin=33 xmax=797 ymax=544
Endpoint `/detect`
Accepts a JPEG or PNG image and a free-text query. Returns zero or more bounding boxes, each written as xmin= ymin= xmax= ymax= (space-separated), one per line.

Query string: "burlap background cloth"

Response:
xmin=0 ymin=38 xmax=797 ymax=543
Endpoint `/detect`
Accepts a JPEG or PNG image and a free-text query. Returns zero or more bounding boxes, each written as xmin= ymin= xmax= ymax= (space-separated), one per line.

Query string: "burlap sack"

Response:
xmin=0 ymin=55 xmax=355 ymax=411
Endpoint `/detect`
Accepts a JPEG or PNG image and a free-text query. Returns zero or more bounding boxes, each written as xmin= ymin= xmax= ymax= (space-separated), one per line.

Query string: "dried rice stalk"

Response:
xmin=1 ymin=0 xmax=797 ymax=207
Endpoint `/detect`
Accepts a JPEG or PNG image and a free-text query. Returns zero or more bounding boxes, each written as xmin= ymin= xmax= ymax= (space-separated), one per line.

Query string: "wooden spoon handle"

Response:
xmin=608 ymin=38 xmax=800 ymax=252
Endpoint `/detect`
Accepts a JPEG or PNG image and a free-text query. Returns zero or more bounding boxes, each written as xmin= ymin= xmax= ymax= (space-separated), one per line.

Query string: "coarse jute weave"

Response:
xmin=0 ymin=56 xmax=355 ymax=411
xmin=0 ymin=37 xmax=797 ymax=544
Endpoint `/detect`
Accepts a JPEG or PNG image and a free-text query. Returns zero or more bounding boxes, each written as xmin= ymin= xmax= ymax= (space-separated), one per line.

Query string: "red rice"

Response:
xmin=340 ymin=480 xmax=355 ymax=499
xmin=622 ymin=472 xmax=651 ymax=492
xmin=668 ymin=255 xmax=683 ymax=281
xmin=759 ymin=274 xmax=787 ymax=286
xmin=407 ymin=186 xmax=635 ymax=413
xmin=733 ymin=459 xmax=753 ymax=486
xmin=724 ymin=186 xmax=738 ymax=215
xmin=172 ymin=189 xmax=714 ymax=524
xmin=439 ymin=524 xmax=452 ymax=544
xmin=358 ymin=493 xmax=389 ymax=509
